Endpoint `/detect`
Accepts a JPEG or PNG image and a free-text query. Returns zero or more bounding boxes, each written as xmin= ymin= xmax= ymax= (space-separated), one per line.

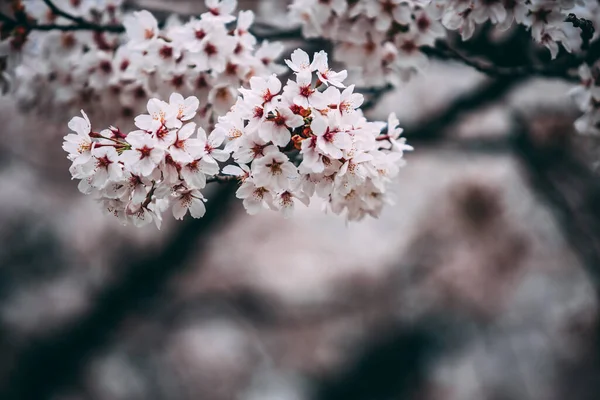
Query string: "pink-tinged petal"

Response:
xmin=149 ymin=148 xmax=165 ymax=164
xmin=169 ymin=92 xmax=184 ymax=105
xmin=137 ymin=158 xmax=157 ymax=176
xmin=178 ymin=122 xmax=197 ymax=140
xmin=169 ymin=147 xmax=193 ymax=164
xmin=310 ymin=113 xmax=328 ymax=137
xmin=172 ymin=200 xmax=188 ymax=220
xmin=334 ymin=131 xmax=352 ymax=149
xmin=200 ymin=158 xmax=220 ymax=176
xmin=211 ymin=149 xmax=230 ymax=162
xmin=287 ymin=114 xmax=304 ymax=129
xmin=296 ymin=70 xmax=312 ymax=86
xmin=120 ymin=149 xmax=140 ymax=165
xmin=78 ymin=177 xmax=93 ymax=194
xmin=223 ymin=165 xmax=244 ymax=176
xmin=126 ymin=130 xmax=151 ymax=147
xmin=68 ymin=110 xmax=91 ymax=136
xmin=250 ymin=76 xmax=268 ymax=92
xmin=134 ymin=115 xmax=155 ymax=131
xmin=310 ymin=50 xmax=328 ymax=72
xmin=182 ymin=168 xmax=207 ymax=189
xmin=271 ymin=126 xmax=291 ymax=147
xmin=268 ymin=75 xmax=282 ymax=94
xmin=196 ymin=127 xmax=208 ymax=141
xmin=236 ymin=181 xmax=255 ymax=198
xmin=189 ymin=198 xmax=206 ymax=218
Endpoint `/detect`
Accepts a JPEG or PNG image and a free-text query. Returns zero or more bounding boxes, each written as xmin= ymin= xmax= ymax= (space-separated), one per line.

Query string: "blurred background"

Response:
xmin=1 ymin=0 xmax=600 ymax=399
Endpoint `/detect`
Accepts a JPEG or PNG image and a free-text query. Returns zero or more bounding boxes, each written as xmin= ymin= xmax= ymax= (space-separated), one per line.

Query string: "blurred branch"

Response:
xmin=41 ymin=0 xmax=90 ymax=26
xmin=314 ymin=317 xmax=458 ymax=400
xmin=0 ymin=8 xmax=123 ymax=32
xmin=361 ymin=84 xmax=394 ymax=112
xmin=423 ymin=41 xmax=581 ymax=82
xmin=404 ymin=76 xmax=525 ymax=142
xmin=0 ymin=183 xmax=238 ymax=400
xmin=511 ymin=117 xmax=600 ymax=294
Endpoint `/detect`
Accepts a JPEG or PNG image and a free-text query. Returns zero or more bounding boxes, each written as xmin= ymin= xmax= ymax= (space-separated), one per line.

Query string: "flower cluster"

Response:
xmin=218 ymin=48 xmax=412 ymax=220
xmin=63 ymin=48 xmax=412 ymax=226
xmin=289 ymin=0 xmax=445 ymax=86
xmin=288 ymin=0 xmax=598 ymax=87
xmin=63 ymin=93 xmax=225 ymax=228
xmin=434 ymin=0 xmax=590 ymax=59
xmin=2 ymin=0 xmax=125 ymax=115
xmin=2 ymin=0 xmax=284 ymax=123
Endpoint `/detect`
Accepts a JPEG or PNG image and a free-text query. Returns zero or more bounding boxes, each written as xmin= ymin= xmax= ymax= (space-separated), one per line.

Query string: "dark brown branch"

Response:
xmin=31 ymin=22 xmax=123 ymax=32
xmin=40 ymin=0 xmax=123 ymax=32
xmin=361 ymin=84 xmax=394 ymax=111
xmin=403 ymin=76 xmax=525 ymax=142
xmin=423 ymin=41 xmax=581 ymax=82
xmin=0 ymin=8 xmax=123 ymax=33
xmin=42 ymin=0 xmax=89 ymax=25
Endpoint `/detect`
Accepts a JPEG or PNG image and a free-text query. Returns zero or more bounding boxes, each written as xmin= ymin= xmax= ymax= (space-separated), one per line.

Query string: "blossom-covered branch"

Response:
xmin=2 ymin=0 xmax=287 ymax=123
xmin=64 ymin=48 xmax=412 ymax=227
xmin=2 ymin=0 xmax=597 ymax=84
xmin=2 ymin=0 xmax=600 ymax=229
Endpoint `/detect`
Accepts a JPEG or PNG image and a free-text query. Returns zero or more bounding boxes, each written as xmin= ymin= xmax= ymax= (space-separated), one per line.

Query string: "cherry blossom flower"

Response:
xmin=238 ymin=74 xmax=282 ymax=111
xmin=252 ymin=147 xmax=299 ymax=190
xmin=285 ymin=49 xmax=316 ymax=75
xmin=121 ymin=131 xmax=165 ymax=176
xmin=195 ymin=127 xmax=230 ymax=164
xmin=63 ymin=110 xmax=94 ymax=166
xmin=172 ymin=189 xmax=207 ymax=220
xmin=134 ymin=98 xmax=180 ymax=135
xmin=203 ymin=0 xmax=238 ymax=23
xmin=272 ymin=189 xmax=310 ymax=218
xmin=169 ymin=93 xmax=200 ymax=121
xmin=168 ymin=122 xmax=198 ymax=164
xmin=6 ymin=0 xmax=284 ymax=126
xmin=311 ymin=51 xmax=347 ymax=88
xmin=123 ymin=10 xmax=159 ymax=49
xmin=310 ymin=112 xmax=353 ymax=159
xmin=258 ymin=108 xmax=304 ymax=147
xmin=236 ymin=179 xmax=274 ymax=215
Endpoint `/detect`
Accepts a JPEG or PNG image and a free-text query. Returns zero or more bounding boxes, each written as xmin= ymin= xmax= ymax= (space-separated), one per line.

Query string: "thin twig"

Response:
xmin=42 ymin=0 xmax=89 ymax=25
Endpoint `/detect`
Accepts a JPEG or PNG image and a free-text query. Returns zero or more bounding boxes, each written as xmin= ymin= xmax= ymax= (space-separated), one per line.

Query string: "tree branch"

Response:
xmin=511 ymin=116 xmax=600 ymax=296
xmin=1 ymin=1 xmax=592 ymax=85
xmin=404 ymin=76 xmax=525 ymax=142
xmin=423 ymin=41 xmax=581 ymax=82
xmin=42 ymin=0 xmax=89 ymax=26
